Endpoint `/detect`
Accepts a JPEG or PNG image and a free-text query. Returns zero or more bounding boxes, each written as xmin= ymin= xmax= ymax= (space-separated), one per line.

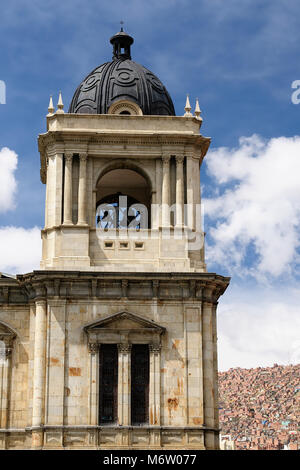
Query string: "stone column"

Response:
xmin=46 ymin=152 xmax=64 ymax=228
xmin=186 ymin=156 xmax=193 ymax=231
xmin=92 ymin=190 xmax=97 ymax=228
xmin=117 ymin=343 xmax=131 ymax=426
xmin=78 ymin=153 xmax=88 ymax=225
xmin=194 ymin=159 xmax=201 ymax=207
xmin=194 ymin=158 xmax=201 ymax=234
xmin=161 ymin=155 xmax=170 ymax=228
xmin=45 ymin=300 xmax=66 ymax=434
xmin=185 ymin=306 xmax=204 ymax=428
xmin=63 ymin=153 xmax=73 ymax=225
xmin=202 ymin=294 xmax=215 ymax=450
xmin=149 ymin=343 xmax=161 ymax=427
xmin=151 ymin=190 xmax=157 ymax=230
xmin=44 ymin=157 xmax=50 ymax=228
xmin=88 ymin=343 xmax=99 ymax=426
xmin=26 ymin=303 xmax=36 ymax=428
xmin=155 ymin=158 xmax=162 ymax=229
xmin=32 ymin=299 xmax=47 ymax=448
xmin=0 ymin=344 xmax=12 ymax=430
xmin=0 ymin=354 xmax=3 ymax=429
xmin=175 ymin=155 xmax=184 ymax=228
xmin=212 ymin=301 xmax=220 ymax=449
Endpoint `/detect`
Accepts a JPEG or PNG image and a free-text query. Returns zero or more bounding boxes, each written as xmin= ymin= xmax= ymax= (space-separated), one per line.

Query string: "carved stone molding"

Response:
xmin=88 ymin=342 xmax=99 ymax=355
xmin=2 ymin=272 xmax=230 ymax=304
xmin=152 ymin=280 xmax=159 ymax=298
xmin=2 ymin=287 xmax=9 ymax=303
xmin=0 ymin=341 xmax=13 ymax=359
xmin=121 ymin=280 xmax=128 ymax=298
xmin=149 ymin=343 xmax=161 ymax=354
xmin=117 ymin=343 xmax=132 ymax=354
xmin=79 ymin=153 xmax=88 ymax=162
xmin=35 ymin=298 xmax=47 ymax=308
xmin=108 ymin=100 xmax=143 ymax=116
xmin=64 ymin=153 xmax=73 ymax=162
xmin=189 ymin=280 xmax=196 ymax=298
xmin=4 ymin=347 xmax=12 ymax=358
xmin=91 ymin=279 xmax=97 ymax=297
xmin=162 ymin=154 xmax=171 ymax=165
xmin=84 ymin=310 xmax=166 ymax=352
xmin=32 ymin=282 xmax=47 ymax=300
xmin=0 ymin=325 xmax=16 ymax=359
xmin=54 ymin=279 xmax=61 ymax=297
xmin=175 ymin=155 xmax=184 ymax=164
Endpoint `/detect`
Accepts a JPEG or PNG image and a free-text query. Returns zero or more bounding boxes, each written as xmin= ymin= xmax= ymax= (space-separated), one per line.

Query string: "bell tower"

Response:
xmin=39 ymin=28 xmax=208 ymax=274
xmin=33 ymin=29 xmax=230 ymax=449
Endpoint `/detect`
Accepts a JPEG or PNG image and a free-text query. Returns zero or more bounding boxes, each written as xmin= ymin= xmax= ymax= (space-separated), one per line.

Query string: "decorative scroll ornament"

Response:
xmin=88 ymin=342 xmax=99 ymax=354
xmin=117 ymin=343 xmax=132 ymax=353
xmin=149 ymin=343 xmax=161 ymax=354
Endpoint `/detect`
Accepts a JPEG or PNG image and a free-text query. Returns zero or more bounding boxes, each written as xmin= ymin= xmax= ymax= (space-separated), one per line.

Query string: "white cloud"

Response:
xmin=0 ymin=226 xmax=41 ymax=274
xmin=0 ymin=147 xmax=18 ymax=213
xmin=0 ymin=147 xmax=42 ymax=274
xmin=218 ymin=284 xmax=300 ymax=371
xmin=204 ymin=134 xmax=300 ymax=279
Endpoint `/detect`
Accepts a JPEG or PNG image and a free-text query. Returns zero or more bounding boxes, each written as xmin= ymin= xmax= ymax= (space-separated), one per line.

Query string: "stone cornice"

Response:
xmin=39 ymin=131 xmax=209 ymax=148
xmin=0 ymin=271 xmax=230 ymax=304
xmin=1 ymin=270 xmax=229 ymax=305
xmin=0 ymin=278 xmax=28 ymax=305
xmin=0 ymin=424 xmax=219 ymax=433
xmin=38 ymin=131 xmax=210 ymax=184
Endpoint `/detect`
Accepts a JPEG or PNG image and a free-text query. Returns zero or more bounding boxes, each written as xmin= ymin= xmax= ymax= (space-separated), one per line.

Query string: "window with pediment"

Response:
xmin=84 ymin=311 xmax=165 ymax=427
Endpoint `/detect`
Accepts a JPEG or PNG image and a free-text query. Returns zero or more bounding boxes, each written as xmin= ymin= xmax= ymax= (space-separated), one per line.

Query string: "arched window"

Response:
xmin=96 ymin=168 xmax=151 ymax=229
xmin=107 ymin=100 xmax=143 ymax=116
xmin=96 ymin=193 xmax=145 ymax=230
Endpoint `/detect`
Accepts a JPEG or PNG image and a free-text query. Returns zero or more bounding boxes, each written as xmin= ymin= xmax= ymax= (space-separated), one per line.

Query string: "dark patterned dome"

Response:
xmin=68 ymin=29 xmax=175 ymax=116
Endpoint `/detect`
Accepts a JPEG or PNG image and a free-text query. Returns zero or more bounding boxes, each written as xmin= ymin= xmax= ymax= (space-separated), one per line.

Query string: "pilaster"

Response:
xmin=175 ymin=155 xmax=184 ymax=228
xmin=63 ymin=153 xmax=73 ymax=225
xmin=161 ymin=154 xmax=171 ymax=228
xmin=78 ymin=153 xmax=88 ymax=225
xmin=88 ymin=342 xmax=99 ymax=426
xmin=32 ymin=299 xmax=47 ymax=448
xmin=149 ymin=343 xmax=161 ymax=426
xmin=117 ymin=343 xmax=131 ymax=428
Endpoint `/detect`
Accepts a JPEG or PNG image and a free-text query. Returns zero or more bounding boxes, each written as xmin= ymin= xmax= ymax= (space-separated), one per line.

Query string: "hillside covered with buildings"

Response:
xmin=219 ymin=364 xmax=300 ymax=450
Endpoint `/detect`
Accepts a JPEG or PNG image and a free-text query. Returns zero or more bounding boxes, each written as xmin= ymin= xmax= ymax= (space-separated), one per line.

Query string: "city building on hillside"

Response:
xmin=219 ymin=434 xmax=235 ymax=450
xmin=218 ymin=364 xmax=300 ymax=450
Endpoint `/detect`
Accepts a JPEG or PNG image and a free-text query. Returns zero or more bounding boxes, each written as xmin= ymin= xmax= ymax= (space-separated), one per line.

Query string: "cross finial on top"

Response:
xmin=120 ymin=20 xmax=124 ymax=32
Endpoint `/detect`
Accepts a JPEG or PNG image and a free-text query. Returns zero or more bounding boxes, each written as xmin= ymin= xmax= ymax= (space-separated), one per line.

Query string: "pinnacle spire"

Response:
xmin=47 ymin=95 xmax=55 ymax=116
xmin=184 ymin=94 xmax=192 ymax=117
xmin=194 ymin=98 xmax=201 ymax=119
xmin=56 ymin=91 xmax=64 ymax=114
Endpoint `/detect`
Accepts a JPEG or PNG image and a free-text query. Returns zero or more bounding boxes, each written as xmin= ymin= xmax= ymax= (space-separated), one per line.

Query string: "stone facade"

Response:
xmin=0 ymin=92 xmax=229 ymax=450
xmin=0 ymin=271 xmax=228 ymax=449
xmin=39 ymin=113 xmax=210 ymax=273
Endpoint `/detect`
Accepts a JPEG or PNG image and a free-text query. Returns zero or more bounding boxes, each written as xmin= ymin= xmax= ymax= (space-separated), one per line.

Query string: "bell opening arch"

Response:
xmin=95 ymin=163 xmax=152 ymax=230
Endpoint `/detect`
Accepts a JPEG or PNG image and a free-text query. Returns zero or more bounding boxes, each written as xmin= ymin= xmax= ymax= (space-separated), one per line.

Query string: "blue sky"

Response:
xmin=1 ymin=0 xmax=300 ymax=370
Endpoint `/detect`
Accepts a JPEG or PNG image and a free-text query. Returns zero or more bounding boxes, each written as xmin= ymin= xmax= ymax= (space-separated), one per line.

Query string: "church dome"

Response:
xmin=68 ymin=28 xmax=175 ymax=116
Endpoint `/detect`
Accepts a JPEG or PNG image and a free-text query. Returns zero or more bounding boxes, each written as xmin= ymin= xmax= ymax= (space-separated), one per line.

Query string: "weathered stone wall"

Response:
xmin=0 ymin=272 xmax=228 ymax=449
xmin=39 ymin=113 xmax=209 ymax=272
xmin=0 ymin=304 xmax=30 ymax=449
